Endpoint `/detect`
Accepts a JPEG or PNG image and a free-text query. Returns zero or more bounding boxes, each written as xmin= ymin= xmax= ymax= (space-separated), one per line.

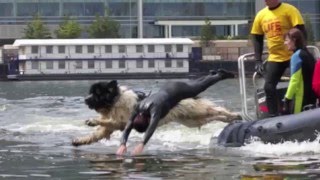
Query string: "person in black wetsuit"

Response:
xmin=116 ymin=69 xmax=235 ymax=156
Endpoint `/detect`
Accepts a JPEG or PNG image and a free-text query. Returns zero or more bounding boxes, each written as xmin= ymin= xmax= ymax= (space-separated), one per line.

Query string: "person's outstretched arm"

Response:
xmin=116 ymin=108 xmax=138 ymax=156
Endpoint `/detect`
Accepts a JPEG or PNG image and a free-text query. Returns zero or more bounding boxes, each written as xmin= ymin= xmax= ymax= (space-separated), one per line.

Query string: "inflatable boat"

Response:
xmin=217 ymin=108 xmax=320 ymax=147
xmin=215 ymin=46 xmax=320 ymax=147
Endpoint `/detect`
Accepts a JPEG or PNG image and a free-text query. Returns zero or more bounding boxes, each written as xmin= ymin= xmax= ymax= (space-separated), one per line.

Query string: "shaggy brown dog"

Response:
xmin=72 ymin=80 xmax=241 ymax=146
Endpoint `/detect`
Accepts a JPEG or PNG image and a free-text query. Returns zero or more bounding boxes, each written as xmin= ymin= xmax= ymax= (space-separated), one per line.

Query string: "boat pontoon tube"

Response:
xmin=217 ymin=108 xmax=320 ymax=147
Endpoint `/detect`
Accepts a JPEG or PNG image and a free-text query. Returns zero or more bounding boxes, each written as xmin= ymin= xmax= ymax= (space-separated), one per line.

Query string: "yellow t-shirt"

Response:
xmin=251 ymin=3 xmax=304 ymax=62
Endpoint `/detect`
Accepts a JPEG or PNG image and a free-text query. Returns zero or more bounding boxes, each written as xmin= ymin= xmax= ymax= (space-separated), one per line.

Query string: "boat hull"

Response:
xmin=217 ymin=108 xmax=320 ymax=147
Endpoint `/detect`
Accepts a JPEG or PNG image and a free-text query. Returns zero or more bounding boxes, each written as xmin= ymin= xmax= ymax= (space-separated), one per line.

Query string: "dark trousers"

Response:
xmin=264 ymin=61 xmax=290 ymax=116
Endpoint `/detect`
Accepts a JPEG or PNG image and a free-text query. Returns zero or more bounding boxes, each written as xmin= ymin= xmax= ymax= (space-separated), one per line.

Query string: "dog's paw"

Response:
xmin=72 ymin=139 xmax=81 ymax=147
xmin=85 ymin=119 xmax=98 ymax=126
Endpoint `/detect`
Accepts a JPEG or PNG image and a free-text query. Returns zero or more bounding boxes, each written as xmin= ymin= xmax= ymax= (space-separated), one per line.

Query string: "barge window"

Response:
xmin=58 ymin=61 xmax=65 ymax=69
xmin=31 ymin=61 xmax=39 ymax=69
xmin=75 ymin=46 xmax=82 ymax=53
xmin=105 ymin=45 xmax=112 ymax=53
xmin=119 ymin=45 xmax=126 ymax=53
xmin=31 ymin=46 xmax=38 ymax=54
xmin=177 ymin=60 xmax=184 ymax=67
xmin=136 ymin=45 xmax=143 ymax=53
xmin=164 ymin=45 xmax=171 ymax=53
xmin=21 ymin=47 xmax=25 ymax=54
xmin=165 ymin=60 xmax=172 ymax=68
xmin=46 ymin=46 xmax=53 ymax=54
xmin=148 ymin=45 xmax=154 ymax=53
xmin=58 ymin=46 xmax=65 ymax=54
xmin=75 ymin=61 xmax=82 ymax=69
xmin=136 ymin=60 xmax=143 ymax=68
xmin=148 ymin=60 xmax=155 ymax=68
xmin=105 ymin=61 xmax=112 ymax=68
xmin=119 ymin=60 xmax=125 ymax=68
xmin=176 ymin=45 xmax=183 ymax=52
xmin=46 ymin=61 xmax=53 ymax=69
xmin=88 ymin=61 xmax=95 ymax=69
xmin=87 ymin=45 xmax=94 ymax=53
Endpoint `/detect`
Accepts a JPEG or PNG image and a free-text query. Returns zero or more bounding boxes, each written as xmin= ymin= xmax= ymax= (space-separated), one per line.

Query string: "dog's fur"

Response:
xmin=72 ymin=80 xmax=241 ymax=146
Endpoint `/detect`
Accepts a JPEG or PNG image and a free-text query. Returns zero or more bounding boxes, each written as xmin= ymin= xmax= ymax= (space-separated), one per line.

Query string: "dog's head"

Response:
xmin=85 ymin=80 xmax=119 ymax=111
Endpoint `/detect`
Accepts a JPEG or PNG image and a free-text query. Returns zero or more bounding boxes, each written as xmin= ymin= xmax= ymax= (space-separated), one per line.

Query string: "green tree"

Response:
xmin=200 ymin=18 xmax=214 ymax=47
xmin=303 ymin=14 xmax=315 ymax=45
xmin=55 ymin=16 xmax=82 ymax=39
xmin=87 ymin=12 xmax=120 ymax=38
xmin=23 ymin=14 xmax=51 ymax=39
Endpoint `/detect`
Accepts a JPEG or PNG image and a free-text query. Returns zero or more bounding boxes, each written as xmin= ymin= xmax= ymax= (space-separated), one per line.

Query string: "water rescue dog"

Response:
xmin=72 ymin=72 xmax=241 ymax=146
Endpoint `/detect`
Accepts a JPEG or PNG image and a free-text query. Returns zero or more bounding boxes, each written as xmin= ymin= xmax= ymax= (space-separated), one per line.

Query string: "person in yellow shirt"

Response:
xmin=251 ymin=0 xmax=307 ymax=117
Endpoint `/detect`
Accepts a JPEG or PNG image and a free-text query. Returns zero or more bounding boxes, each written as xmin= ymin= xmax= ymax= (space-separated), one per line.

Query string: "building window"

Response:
xmin=148 ymin=60 xmax=155 ymax=68
xmin=75 ymin=46 xmax=82 ymax=53
xmin=58 ymin=61 xmax=65 ymax=69
xmin=31 ymin=46 xmax=38 ymax=54
xmin=119 ymin=45 xmax=126 ymax=53
xmin=63 ymin=2 xmax=104 ymax=16
xmin=164 ymin=45 xmax=172 ymax=52
xmin=46 ymin=46 xmax=53 ymax=54
xmin=46 ymin=61 xmax=53 ymax=69
xmin=105 ymin=61 xmax=112 ymax=68
xmin=119 ymin=60 xmax=125 ymax=68
xmin=165 ymin=60 xmax=172 ymax=68
xmin=148 ymin=45 xmax=154 ymax=53
xmin=177 ymin=60 xmax=184 ymax=68
xmin=136 ymin=60 xmax=143 ymax=68
xmin=105 ymin=45 xmax=112 ymax=53
xmin=21 ymin=47 xmax=25 ymax=54
xmin=88 ymin=61 xmax=95 ymax=69
xmin=87 ymin=45 xmax=94 ymax=53
xmin=0 ymin=3 xmax=13 ymax=16
xmin=75 ymin=61 xmax=82 ymax=69
xmin=58 ymin=46 xmax=65 ymax=54
xmin=176 ymin=45 xmax=183 ymax=52
xmin=17 ymin=3 xmax=59 ymax=16
xmin=136 ymin=45 xmax=143 ymax=53
xmin=31 ymin=61 xmax=39 ymax=69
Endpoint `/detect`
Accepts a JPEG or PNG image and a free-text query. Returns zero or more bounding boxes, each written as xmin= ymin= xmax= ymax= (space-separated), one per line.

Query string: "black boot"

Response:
xmin=209 ymin=70 xmax=217 ymax=75
xmin=217 ymin=69 xmax=235 ymax=79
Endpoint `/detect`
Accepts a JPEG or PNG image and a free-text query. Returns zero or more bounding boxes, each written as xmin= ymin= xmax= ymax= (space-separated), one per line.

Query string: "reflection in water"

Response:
xmin=242 ymin=156 xmax=320 ymax=180
xmin=76 ymin=150 xmax=246 ymax=179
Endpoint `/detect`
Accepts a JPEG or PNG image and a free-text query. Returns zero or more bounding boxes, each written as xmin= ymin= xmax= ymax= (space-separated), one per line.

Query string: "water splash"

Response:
xmin=240 ymin=135 xmax=320 ymax=156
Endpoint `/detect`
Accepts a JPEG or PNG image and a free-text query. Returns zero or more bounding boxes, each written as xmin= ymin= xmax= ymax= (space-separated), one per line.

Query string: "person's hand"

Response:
xmin=282 ymin=98 xmax=292 ymax=115
xmin=132 ymin=143 xmax=144 ymax=156
xmin=255 ymin=60 xmax=264 ymax=76
xmin=116 ymin=144 xmax=127 ymax=156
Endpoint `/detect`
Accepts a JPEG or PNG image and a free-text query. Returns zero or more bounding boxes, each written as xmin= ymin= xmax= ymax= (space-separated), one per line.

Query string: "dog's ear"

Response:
xmin=109 ymin=80 xmax=117 ymax=87
xmin=94 ymin=84 xmax=103 ymax=95
xmin=108 ymin=80 xmax=118 ymax=93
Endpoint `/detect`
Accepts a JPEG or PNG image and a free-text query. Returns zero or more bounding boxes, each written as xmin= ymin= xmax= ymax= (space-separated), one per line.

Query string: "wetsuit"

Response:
xmin=285 ymin=48 xmax=316 ymax=113
xmin=120 ymin=70 xmax=234 ymax=146
xmin=251 ymin=2 xmax=306 ymax=116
